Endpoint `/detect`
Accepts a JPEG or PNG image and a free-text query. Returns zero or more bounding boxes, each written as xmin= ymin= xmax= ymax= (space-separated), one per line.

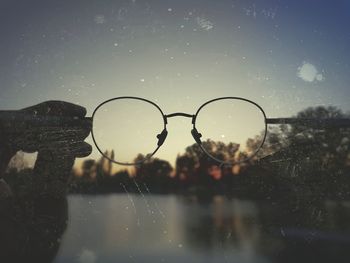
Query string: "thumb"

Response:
xmin=32 ymin=151 xmax=75 ymax=197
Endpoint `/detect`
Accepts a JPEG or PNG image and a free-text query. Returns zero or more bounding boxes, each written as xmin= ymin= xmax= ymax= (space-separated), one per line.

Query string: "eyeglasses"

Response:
xmin=1 ymin=97 xmax=349 ymax=166
xmin=90 ymin=97 xmax=350 ymax=166
xmin=91 ymin=97 xmax=267 ymax=165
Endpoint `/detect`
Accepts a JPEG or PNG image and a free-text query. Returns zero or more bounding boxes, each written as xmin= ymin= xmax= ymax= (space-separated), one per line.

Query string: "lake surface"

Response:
xmin=54 ymin=194 xmax=350 ymax=263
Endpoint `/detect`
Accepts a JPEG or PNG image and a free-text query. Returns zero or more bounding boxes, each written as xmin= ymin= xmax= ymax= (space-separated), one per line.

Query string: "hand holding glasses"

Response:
xmin=1 ymin=97 xmax=350 ymax=166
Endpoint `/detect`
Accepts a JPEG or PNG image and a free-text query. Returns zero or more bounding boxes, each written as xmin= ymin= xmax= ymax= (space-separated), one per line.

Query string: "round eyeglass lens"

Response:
xmin=195 ymin=98 xmax=266 ymax=164
xmin=92 ymin=98 xmax=165 ymax=164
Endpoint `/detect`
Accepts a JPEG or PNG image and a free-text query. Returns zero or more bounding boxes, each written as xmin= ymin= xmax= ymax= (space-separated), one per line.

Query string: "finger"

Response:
xmin=37 ymin=141 xmax=92 ymax=158
xmin=8 ymin=124 xmax=91 ymax=152
xmin=7 ymin=116 xmax=92 ymax=156
xmin=22 ymin=101 xmax=87 ymax=117
xmin=38 ymin=125 xmax=91 ymax=141
xmin=70 ymin=142 xmax=92 ymax=158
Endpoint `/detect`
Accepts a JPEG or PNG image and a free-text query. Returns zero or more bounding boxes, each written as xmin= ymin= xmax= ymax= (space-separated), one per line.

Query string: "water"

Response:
xmin=54 ymin=194 xmax=350 ymax=263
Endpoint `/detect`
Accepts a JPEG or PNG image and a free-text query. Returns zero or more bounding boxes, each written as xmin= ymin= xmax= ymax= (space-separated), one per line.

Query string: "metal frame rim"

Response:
xmin=91 ymin=96 xmax=167 ymax=166
xmin=193 ymin=97 xmax=268 ymax=166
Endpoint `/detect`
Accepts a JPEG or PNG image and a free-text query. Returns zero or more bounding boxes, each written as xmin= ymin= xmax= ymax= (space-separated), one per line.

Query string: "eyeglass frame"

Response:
xmin=91 ymin=96 xmax=269 ymax=166
xmin=1 ymin=97 xmax=349 ymax=166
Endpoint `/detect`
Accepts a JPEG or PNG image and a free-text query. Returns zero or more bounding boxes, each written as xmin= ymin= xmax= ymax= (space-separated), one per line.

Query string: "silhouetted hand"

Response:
xmin=0 ymin=101 xmax=92 ymax=263
xmin=0 ymin=101 xmax=91 ymax=192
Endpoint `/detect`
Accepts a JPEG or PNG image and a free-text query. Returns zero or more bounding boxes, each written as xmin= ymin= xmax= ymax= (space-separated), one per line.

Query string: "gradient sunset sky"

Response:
xmin=1 ymin=0 xmax=350 ymax=165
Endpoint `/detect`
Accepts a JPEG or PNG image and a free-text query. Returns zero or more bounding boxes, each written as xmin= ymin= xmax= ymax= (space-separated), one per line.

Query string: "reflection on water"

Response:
xmin=54 ymin=195 xmax=350 ymax=263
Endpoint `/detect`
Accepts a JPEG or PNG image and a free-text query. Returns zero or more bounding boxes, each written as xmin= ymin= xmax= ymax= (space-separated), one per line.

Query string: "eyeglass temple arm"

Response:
xmin=266 ymin=118 xmax=350 ymax=128
xmin=2 ymin=111 xmax=350 ymax=128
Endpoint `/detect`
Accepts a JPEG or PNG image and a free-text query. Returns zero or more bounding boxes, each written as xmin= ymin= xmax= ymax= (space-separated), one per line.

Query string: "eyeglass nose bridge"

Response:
xmin=164 ymin=112 xmax=202 ymax=145
xmin=164 ymin=112 xmax=196 ymax=124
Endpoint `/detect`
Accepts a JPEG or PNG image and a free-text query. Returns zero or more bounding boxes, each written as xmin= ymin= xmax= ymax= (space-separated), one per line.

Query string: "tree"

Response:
xmin=132 ymin=155 xmax=173 ymax=193
xmin=81 ymin=159 xmax=96 ymax=179
xmin=287 ymin=106 xmax=349 ymax=170
xmin=255 ymin=106 xmax=350 ymax=192
xmin=175 ymin=154 xmax=197 ymax=182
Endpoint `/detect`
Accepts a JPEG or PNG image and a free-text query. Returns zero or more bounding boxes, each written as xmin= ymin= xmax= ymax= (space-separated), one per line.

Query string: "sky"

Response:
xmin=1 ymin=0 xmax=350 ymax=166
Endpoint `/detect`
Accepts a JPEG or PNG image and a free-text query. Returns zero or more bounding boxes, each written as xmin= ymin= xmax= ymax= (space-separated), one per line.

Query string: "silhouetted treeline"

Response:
xmin=4 ymin=106 xmax=350 ymax=200
xmin=63 ymin=106 xmax=350 ymax=200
